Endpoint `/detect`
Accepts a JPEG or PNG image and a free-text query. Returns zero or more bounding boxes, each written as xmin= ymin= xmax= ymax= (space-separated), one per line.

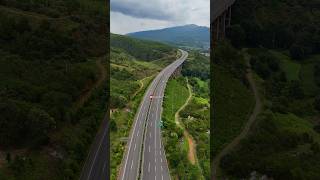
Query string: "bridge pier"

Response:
xmin=212 ymin=6 xmax=232 ymax=47
xmin=171 ymin=65 xmax=182 ymax=79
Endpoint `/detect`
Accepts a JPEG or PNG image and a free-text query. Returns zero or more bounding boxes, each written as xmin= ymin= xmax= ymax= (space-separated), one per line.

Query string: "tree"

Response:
xmin=290 ymin=44 xmax=306 ymax=60
xmin=6 ymin=152 xmax=11 ymax=163
xmin=27 ymin=107 xmax=56 ymax=144
xmin=110 ymin=119 xmax=117 ymax=132
xmin=314 ymin=95 xmax=320 ymax=111
xmin=16 ymin=17 xmax=31 ymax=33
xmin=288 ymin=81 xmax=304 ymax=99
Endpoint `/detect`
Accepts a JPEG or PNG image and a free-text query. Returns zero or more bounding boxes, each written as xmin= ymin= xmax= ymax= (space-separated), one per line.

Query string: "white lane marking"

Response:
xmin=155 ymin=166 xmax=156 ymax=172
xmin=149 ymin=145 xmax=150 ymax=153
xmin=155 ymin=157 xmax=156 ymax=162
xmin=130 ymin=159 xmax=134 ymax=169
xmin=161 ymin=166 xmax=163 ymax=172
xmin=148 ymin=162 xmax=150 ymax=172
xmin=161 ymin=158 xmax=162 ymax=163
xmin=162 ymin=175 xmax=163 ymax=180
xmin=137 ymin=130 xmax=139 ymax=137
xmin=102 ymin=163 xmax=106 ymax=173
xmin=134 ymin=143 xmax=136 ymax=151
xmin=149 ymin=132 xmax=151 ymax=138
xmin=87 ymin=127 xmax=107 ymax=179
xmin=151 ymin=122 xmax=152 ymax=127
xmin=160 ymin=150 xmax=161 ymax=155
xmin=121 ymin=101 xmax=143 ymax=180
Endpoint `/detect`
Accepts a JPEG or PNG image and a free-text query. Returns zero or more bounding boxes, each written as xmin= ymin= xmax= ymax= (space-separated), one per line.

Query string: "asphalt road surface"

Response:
xmin=80 ymin=113 xmax=110 ymax=180
xmin=119 ymin=50 xmax=188 ymax=180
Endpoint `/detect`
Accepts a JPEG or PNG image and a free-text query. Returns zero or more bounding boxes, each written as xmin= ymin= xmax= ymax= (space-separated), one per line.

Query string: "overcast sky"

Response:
xmin=110 ymin=0 xmax=210 ymax=34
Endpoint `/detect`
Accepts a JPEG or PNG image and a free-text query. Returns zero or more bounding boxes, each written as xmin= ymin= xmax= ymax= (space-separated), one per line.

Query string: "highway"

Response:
xmin=119 ymin=49 xmax=188 ymax=180
xmin=79 ymin=113 xmax=109 ymax=180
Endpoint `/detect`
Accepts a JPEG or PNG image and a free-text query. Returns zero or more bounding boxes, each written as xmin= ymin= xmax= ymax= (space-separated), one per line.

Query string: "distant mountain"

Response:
xmin=127 ymin=24 xmax=210 ymax=50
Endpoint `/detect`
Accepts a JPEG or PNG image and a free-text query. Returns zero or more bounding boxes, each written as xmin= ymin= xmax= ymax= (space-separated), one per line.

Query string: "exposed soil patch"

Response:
xmin=175 ymin=79 xmax=198 ymax=165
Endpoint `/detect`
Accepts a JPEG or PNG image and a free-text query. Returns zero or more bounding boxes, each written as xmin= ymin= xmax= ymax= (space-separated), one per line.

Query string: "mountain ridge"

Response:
xmin=127 ymin=24 xmax=209 ymax=50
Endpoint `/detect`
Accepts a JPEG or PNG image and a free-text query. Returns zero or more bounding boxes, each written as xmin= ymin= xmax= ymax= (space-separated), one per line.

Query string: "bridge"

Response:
xmin=211 ymin=0 xmax=236 ymax=46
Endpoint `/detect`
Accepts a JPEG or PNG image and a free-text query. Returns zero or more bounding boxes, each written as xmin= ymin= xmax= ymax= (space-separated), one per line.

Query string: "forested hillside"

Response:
xmin=111 ymin=34 xmax=174 ymax=61
xmin=216 ymin=0 xmax=320 ymax=179
xmin=0 ymin=0 xmax=108 ymax=179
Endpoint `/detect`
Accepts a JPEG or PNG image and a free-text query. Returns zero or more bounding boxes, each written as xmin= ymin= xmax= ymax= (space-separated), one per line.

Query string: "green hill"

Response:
xmin=0 ymin=1 xmax=108 ymax=179
xmin=127 ymin=24 xmax=210 ymax=50
xmin=111 ymin=33 xmax=174 ymax=61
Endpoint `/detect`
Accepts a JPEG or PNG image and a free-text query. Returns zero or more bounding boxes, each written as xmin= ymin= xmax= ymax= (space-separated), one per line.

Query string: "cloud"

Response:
xmin=111 ymin=0 xmax=178 ymax=21
xmin=110 ymin=0 xmax=210 ymax=34
xmin=111 ymin=11 xmax=180 ymax=35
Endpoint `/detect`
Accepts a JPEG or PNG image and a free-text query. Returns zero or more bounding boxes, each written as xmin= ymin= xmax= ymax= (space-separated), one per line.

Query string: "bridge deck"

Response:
xmin=211 ymin=0 xmax=236 ymax=21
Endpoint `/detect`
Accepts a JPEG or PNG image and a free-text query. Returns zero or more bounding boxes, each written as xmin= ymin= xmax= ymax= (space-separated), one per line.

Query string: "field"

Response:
xmin=270 ymin=51 xmax=301 ymax=81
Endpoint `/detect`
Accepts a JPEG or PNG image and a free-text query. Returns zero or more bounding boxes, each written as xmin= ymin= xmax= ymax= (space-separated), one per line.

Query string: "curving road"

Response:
xmin=119 ymin=50 xmax=188 ymax=180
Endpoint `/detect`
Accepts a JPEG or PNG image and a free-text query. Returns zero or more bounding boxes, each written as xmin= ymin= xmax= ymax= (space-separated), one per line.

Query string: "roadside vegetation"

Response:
xmin=216 ymin=0 xmax=320 ymax=178
xmin=162 ymin=51 xmax=210 ymax=179
xmin=181 ymin=52 xmax=210 ymax=179
xmin=109 ymin=34 xmax=177 ymax=179
xmin=162 ymin=77 xmax=196 ymax=179
xmin=0 ymin=0 xmax=108 ymax=179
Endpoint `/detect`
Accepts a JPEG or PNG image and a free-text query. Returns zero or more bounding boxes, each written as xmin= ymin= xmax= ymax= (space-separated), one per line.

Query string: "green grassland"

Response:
xmin=162 ymin=77 xmax=200 ymax=179
xmin=270 ymin=50 xmax=301 ymax=81
xmin=109 ymin=35 xmax=177 ymax=179
xmin=220 ymin=111 xmax=320 ymax=179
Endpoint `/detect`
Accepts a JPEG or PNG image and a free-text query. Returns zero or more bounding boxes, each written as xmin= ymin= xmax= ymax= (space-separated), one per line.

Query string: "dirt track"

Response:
xmin=212 ymin=60 xmax=263 ymax=179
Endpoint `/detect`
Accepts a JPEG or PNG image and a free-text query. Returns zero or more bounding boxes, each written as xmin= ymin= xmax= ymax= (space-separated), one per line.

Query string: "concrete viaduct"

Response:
xmin=211 ymin=0 xmax=236 ymax=47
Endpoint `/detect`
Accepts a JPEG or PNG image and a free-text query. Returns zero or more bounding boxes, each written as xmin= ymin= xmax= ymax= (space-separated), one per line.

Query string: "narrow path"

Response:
xmin=132 ymin=74 xmax=155 ymax=99
xmin=73 ymin=58 xmax=106 ymax=111
xmin=212 ymin=60 xmax=263 ymax=179
xmin=174 ymin=78 xmax=198 ymax=165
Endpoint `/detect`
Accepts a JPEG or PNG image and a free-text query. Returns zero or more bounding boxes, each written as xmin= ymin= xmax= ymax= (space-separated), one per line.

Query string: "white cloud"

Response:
xmin=110 ymin=0 xmax=209 ymax=34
